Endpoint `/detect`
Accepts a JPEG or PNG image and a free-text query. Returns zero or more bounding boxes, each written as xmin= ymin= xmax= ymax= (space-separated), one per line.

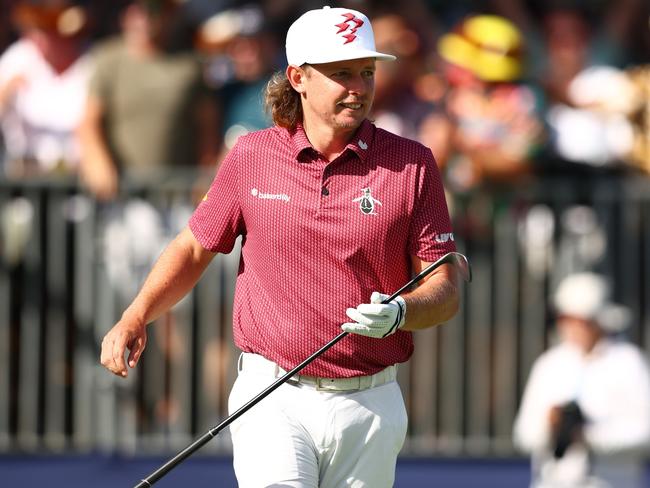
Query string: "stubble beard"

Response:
xmin=333 ymin=101 xmax=372 ymax=130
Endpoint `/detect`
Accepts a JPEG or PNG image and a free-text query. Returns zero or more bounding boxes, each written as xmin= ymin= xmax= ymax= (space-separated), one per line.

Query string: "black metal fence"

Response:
xmin=1 ymin=171 xmax=649 ymax=457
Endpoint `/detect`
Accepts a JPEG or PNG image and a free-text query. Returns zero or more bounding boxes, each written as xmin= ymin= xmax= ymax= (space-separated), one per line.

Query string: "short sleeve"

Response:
xmin=189 ymin=142 xmax=245 ymax=253
xmin=407 ymin=148 xmax=456 ymax=261
xmin=0 ymin=43 xmax=21 ymax=84
xmin=87 ymin=39 xmax=119 ymax=103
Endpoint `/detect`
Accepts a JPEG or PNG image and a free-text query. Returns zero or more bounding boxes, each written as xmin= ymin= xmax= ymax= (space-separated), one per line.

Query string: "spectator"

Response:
xmin=77 ymin=0 xmax=218 ymax=292
xmin=514 ymin=272 xmax=650 ymax=488
xmin=545 ymin=11 xmax=650 ymax=176
xmin=197 ymin=4 xmax=278 ymax=158
xmin=369 ymin=12 xmax=434 ymax=141
xmin=0 ymin=0 xmax=93 ymax=268
xmin=434 ymin=14 xmax=545 ymax=193
xmin=77 ymin=0 xmax=218 ymax=201
xmin=77 ymin=0 xmax=219 ymax=430
xmin=0 ymin=0 xmax=92 ymax=178
xmin=76 ymin=0 xmax=217 ymax=282
xmin=492 ymin=0 xmax=645 ymax=80
xmin=525 ymin=1 xmax=645 ymax=174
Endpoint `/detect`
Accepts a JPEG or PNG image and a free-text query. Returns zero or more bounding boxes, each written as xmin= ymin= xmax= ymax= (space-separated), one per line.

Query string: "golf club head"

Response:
xmin=444 ymin=252 xmax=472 ymax=282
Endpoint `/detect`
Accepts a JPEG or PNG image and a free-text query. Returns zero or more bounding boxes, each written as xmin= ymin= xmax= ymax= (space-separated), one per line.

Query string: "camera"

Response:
xmin=552 ymin=401 xmax=586 ymax=459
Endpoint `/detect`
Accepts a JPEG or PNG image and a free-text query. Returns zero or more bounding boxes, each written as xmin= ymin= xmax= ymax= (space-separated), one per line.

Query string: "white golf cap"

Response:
xmin=554 ymin=272 xmax=631 ymax=332
xmin=286 ymin=6 xmax=396 ymax=66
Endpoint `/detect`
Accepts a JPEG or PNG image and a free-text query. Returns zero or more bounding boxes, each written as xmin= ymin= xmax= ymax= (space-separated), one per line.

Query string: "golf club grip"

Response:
xmin=133 ymin=254 xmax=452 ymax=486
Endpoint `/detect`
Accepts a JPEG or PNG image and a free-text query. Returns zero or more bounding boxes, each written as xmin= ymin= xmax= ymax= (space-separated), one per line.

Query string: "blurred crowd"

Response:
xmin=1 ymin=1 xmax=650 ymax=486
xmin=1 ymin=0 xmax=650 ymax=280
xmin=0 ymin=0 xmax=648 ymax=191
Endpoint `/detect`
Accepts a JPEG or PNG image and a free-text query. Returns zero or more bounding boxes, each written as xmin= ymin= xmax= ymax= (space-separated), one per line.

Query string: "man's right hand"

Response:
xmin=80 ymin=156 xmax=119 ymax=201
xmin=100 ymin=318 xmax=147 ymax=378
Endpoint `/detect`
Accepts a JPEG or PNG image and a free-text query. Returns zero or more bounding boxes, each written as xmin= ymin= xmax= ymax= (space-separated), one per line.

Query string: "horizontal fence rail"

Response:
xmin=0 ymin=171 xmax=649 ymax=458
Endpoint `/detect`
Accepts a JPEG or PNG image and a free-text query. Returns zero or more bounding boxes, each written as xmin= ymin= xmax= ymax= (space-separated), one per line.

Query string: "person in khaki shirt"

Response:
xmin=77 ymin=0 xmax=218 ymax=200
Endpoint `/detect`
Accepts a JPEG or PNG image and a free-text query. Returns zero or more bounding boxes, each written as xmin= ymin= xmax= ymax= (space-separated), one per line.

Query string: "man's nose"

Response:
xmin=347 ymin=74 xmax=370 ymax=95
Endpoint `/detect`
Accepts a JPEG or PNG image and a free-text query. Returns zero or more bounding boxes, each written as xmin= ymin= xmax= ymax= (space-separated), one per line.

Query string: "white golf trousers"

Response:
xmin=228 ymin=353 xmax=408 ymax=488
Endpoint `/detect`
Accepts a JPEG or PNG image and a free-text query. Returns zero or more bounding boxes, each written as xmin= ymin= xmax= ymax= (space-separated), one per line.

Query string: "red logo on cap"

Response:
xmin=335 ymin=13 xmax=364 ymax=44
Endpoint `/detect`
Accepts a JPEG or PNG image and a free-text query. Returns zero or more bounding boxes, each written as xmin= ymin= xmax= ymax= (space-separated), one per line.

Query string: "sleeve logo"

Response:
xmin=435 ymin=233 xmax=455 ymax=243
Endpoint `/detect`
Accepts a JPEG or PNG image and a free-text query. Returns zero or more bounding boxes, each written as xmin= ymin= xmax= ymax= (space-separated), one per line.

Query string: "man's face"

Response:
xmin=299 ymin=57 xmax=376 ymax=131
xmin=557 ymin=316 xmax=602 ymax=353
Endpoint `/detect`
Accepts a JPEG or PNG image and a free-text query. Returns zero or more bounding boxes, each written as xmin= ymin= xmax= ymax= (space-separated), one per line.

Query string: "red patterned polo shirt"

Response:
xmin=189 ymin=119 xmax=456 ymax=377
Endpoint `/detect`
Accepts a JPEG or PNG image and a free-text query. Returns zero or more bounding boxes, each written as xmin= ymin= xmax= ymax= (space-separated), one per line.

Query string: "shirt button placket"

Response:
xmin=319 ymin=163 xmax=330 ymax=213
xmin=314 ymin=159 xmax=328 ymax=215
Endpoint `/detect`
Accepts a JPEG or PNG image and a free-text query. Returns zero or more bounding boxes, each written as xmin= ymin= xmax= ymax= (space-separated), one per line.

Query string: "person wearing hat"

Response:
xmin=0 ymin=0 xmax=91 ymax=177
xmin=434 ymin=14 xmax=545 ymax=193
xmin=99 ymin=5 xmax=461 ymax=487
xmin=0 ymin=0 xmax=92 ymax=268
xmin=513 ymin=272 xmax=650 ymax=488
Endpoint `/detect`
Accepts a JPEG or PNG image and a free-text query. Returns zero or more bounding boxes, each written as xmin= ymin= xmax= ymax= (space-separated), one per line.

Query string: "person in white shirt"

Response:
xmin=0 ymin=1 xmax=91 ymax=177
xmin=0 ymin=2 xmax=92 ymax=267
xmin=513 ymin=272 xmax=650 ymax=488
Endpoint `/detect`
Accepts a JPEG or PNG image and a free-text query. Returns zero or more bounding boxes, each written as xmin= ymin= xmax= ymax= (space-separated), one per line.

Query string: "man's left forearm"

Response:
xmin=400 ymin=263 xmax=459 ymax=330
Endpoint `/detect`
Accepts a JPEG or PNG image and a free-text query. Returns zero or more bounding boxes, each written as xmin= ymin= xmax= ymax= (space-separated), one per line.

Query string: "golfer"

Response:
xmin=101 ymin=6 xmax=460 ymax=487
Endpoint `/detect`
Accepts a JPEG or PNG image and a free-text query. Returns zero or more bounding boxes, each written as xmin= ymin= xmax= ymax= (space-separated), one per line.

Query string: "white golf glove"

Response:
xmin=341 ymin=292 xmax=407 ymax=338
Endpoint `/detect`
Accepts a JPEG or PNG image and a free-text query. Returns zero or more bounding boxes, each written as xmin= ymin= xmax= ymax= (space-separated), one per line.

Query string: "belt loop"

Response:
xmin=371 ymin=369 xmax=382 ymax=388
xmin=237 ymin=353 xmax=244 ymax=373
xmin=370 ymin=372 xmax=378 ymax=389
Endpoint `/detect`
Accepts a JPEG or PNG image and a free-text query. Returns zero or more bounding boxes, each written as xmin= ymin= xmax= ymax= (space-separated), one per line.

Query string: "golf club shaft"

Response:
xmin=134 ymin=331 xmax=350 ymax=487
xmin=134 ymin=252 xmax=457 ymax=487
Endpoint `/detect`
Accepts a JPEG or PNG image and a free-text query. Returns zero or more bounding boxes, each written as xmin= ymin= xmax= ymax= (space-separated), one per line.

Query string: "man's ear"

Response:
xmin=286 ymin=65 xmax=307 ymax=94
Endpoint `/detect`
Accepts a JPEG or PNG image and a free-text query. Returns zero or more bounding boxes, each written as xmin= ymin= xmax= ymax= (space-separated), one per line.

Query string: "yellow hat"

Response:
xmin=438 ymin=15 xmax=522 ymax=82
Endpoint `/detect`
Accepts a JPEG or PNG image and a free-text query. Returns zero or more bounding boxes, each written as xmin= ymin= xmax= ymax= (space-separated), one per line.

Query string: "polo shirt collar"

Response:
xmin=290 ymin=119 xmax=375 ymax=162
xmin=347 ymin=119 xmax=374 ymax=161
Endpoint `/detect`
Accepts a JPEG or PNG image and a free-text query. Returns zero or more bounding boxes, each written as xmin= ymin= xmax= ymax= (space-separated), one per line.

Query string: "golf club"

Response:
xmin=134 ymin=251 xmax=471 ymax=487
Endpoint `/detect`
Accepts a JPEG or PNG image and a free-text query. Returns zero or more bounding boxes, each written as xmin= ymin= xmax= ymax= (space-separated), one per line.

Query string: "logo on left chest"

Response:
xmin=352 ymin=187 xmax=382 ymax=215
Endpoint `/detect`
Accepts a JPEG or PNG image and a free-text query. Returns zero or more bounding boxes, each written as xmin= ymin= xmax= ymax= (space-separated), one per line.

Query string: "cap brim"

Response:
xmin=290 ymin=50 xmax=396 ymax=66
